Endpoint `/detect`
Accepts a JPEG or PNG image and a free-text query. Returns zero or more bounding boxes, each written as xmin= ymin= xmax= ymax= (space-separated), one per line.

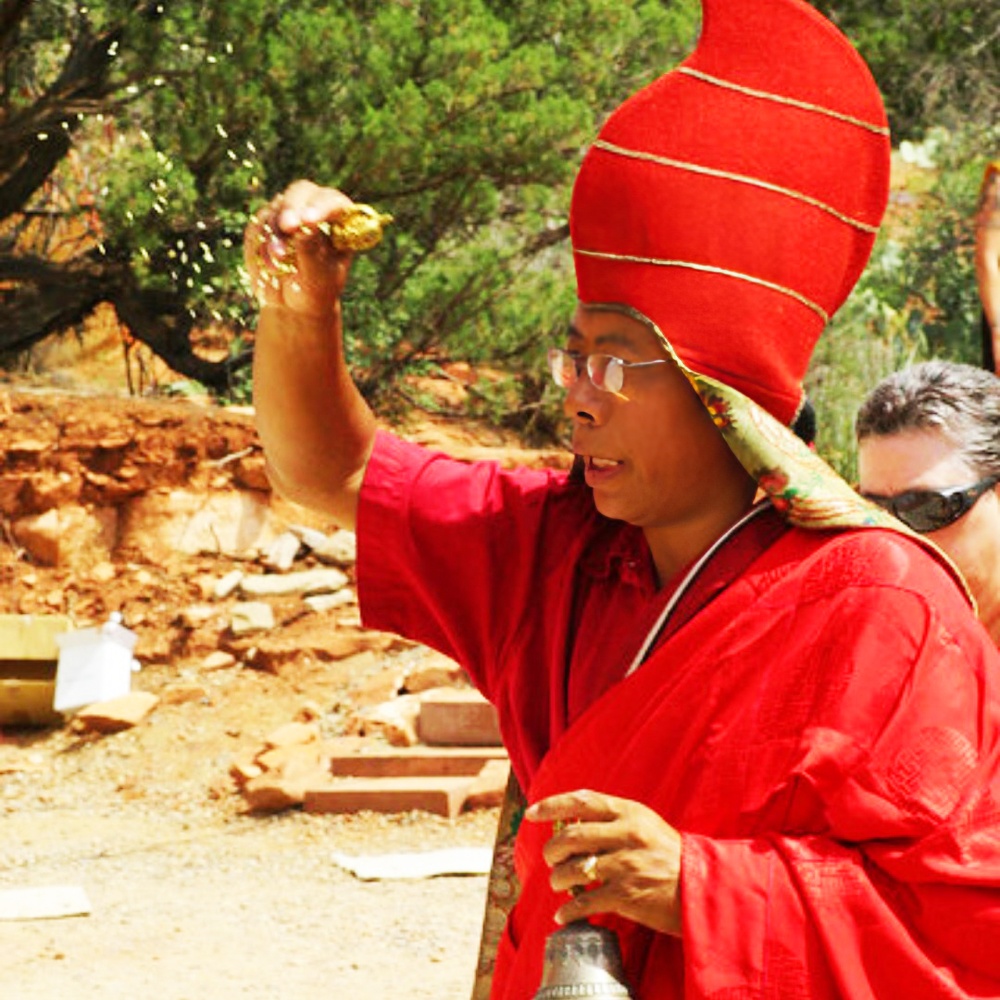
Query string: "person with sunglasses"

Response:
xmin=857 ymin=360 xmax=1000 ymax=646
xmin=246 ymin=1 xmax=1000 ymax=997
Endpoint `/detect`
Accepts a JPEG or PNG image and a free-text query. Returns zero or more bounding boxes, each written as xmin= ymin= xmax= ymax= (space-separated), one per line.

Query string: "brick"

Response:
xmin=304 ymin=776 xmax=476 ymax=819
xmin=328 ymin=745 xmax=507 ymax=779
xmin=417 ymin=688 xmax=502 ymax=746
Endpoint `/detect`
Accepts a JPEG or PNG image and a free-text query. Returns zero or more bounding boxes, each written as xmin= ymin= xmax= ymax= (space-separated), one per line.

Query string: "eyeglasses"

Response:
xmin=548 ymin=348 xmax=669 ymax=394
xmin=860 ymin=476 xmax=998 ymax=533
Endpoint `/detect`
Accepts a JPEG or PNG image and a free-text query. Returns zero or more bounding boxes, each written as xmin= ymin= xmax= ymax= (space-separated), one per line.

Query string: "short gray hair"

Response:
xmin=856 ymin=361 xmax=1000 ymax=479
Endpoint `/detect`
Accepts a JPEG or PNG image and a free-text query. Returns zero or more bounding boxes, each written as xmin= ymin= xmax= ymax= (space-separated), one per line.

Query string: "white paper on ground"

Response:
xmin=0 ymin=885 xmax=91 ymax=920
xmin=332 ymin=846 xmax=493 ymax=881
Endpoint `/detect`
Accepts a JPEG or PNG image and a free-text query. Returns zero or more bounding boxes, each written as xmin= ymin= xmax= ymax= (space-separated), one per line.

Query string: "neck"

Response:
xmin=981 ymin=592 xmax=1000 ymax=648
xmin=645 ymin=479 xmax=759 ymax=589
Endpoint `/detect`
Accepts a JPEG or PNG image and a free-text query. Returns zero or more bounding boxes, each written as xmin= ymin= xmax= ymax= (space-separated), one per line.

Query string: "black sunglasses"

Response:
xmin=861 ymin=476 xmax=999 ymax=533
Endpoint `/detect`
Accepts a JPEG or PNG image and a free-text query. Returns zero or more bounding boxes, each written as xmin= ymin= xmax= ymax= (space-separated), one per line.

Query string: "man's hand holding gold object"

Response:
xmin=253 ymin=204 xmax=392 ymax=282
xmin=245 ymin=183 xmax=392 ymax=313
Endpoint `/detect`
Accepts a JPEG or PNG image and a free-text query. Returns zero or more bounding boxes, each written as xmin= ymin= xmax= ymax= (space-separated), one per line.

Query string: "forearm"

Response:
xmin=974 ymin=245 xmax=1000 ymax=332
xmin=974 ymin=173 xmax=1000 ymax=367
xmin=975 ymin=256 xmax=1000 ymax=374
xmin=253 ymin=301 xmax=376 ymax=527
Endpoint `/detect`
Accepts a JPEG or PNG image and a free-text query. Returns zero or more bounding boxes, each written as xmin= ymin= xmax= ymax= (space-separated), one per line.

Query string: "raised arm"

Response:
xmin=245 ymin=181 xmax=378 ymax=529
xmin=975 ymin=166 xmax=1000 ymax=374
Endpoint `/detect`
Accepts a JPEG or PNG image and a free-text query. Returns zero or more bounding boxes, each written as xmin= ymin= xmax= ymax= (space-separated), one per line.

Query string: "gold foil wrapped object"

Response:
xmin=317 ymin=204 xmax=393 ymax=252
xmin=253 ymin=203 xmax=392 ymax=294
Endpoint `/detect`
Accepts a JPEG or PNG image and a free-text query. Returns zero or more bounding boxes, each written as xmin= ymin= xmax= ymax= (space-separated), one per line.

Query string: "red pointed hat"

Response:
xmin=570 ymin=0 xmax=890 ymax=425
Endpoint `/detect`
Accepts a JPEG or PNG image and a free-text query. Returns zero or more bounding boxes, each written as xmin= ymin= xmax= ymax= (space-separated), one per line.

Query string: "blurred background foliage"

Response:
xmin=1 ymin=0 xmax=998 ymax=471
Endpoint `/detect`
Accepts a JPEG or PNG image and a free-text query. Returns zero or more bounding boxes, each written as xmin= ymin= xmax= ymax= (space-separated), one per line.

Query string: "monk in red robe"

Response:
xmin=246 ymin=0 xmax=1000 ymax=996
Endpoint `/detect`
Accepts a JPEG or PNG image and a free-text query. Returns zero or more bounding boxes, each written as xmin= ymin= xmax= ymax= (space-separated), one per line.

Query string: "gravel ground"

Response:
xmin=1 ymin=802 xmax=497 ymax=999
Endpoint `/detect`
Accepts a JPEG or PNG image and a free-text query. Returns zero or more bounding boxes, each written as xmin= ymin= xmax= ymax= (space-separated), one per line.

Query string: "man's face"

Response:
xmin=562 ymin=306 xmax=749 ymax=531
xmin=858 ymin=427 xmax=1000 ymax=604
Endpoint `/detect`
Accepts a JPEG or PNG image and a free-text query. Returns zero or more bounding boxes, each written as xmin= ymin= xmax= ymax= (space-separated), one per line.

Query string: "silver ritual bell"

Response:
xmin=534 ymin=920 xmax=635 ymax=999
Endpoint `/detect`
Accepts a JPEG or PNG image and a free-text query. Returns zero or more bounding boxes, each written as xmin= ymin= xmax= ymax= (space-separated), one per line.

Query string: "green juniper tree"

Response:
xmin=1 ymin=0 xmax=699 ymax=408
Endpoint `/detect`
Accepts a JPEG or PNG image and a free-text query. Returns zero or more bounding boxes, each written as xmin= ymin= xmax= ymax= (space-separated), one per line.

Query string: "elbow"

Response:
xmin=263 ymin=458 xmax=362 ymax=530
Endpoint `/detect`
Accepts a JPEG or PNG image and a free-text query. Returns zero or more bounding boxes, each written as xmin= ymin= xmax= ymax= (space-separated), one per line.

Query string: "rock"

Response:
xmin=463 ymin=759 xmax=511 ymax=811
xmin=232 ymin=453 xmax=271 ymax=492
xmin=351 ymin=665 xmax=406 ymax=708
xmin=347 ymin=694 xmax=423 ymax=747
xmin=202 ymin=650 xmax=237 ymax=671
xmin=118 ymin=488 xmax=281 ymax=560
xmin=229 ymin=751 xmax=263 ymax=786
xmin=291 ymin=525 xmax=357 ymax=567
xmin=263 ymin=721 xmax=321 ymax=749
xmin=402 ymin=652 xmax=466 ymax=693
xmin=160 ymin=682 xmax=208 ymax=706
xmin=12 ymin=505 xmax=117 ymax=570
xmin=238 ymin=568 xmax=349 ymax=598
xmin=256 ymin=741 xmax=324 ymax=773
xmin=230 ymin=602 xmax=275 ymax=635
xmin=243 ymin=751 xmax=333 ymax=813
xmin=90 ymin=561 xmax=117 ymax=583
xmin=178 ymin=604 xmax=218 ymax=628
xmin=74 ymin=691 xmax=160 ymax=733
xmin=262 ymin=531 xmax=302 ymax=572
xmin=213 ymin=570 xmax=244 ymax=599
xmin=303 ymin=589 xmax=356 ymax=614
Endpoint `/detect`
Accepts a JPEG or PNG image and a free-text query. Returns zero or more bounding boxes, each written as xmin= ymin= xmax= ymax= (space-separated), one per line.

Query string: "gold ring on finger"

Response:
xmin=581 ymin=854 xmax=599 ymax=883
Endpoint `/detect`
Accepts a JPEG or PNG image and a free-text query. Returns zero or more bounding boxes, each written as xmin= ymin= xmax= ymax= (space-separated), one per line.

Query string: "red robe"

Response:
xmin=357 ymin=432 xmax=1000 ymax=999
xmin=498 ymin=526 xmax=1000 ymax=999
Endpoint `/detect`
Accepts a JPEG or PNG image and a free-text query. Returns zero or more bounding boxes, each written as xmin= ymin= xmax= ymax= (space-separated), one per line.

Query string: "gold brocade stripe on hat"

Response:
xmin=574 ymin=248 xmax=830 ymax=321
xmin=592 ymin=139 xmax=880 ymax=235
xmin=677 ymin=66 xmax=891 ymax=136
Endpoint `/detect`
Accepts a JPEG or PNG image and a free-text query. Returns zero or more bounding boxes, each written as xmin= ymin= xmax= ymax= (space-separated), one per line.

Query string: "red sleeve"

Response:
xmin=355 ymin=430 xmax=580 ymax=700
xmin=680 ymin=582 xmax=1000 ymax=998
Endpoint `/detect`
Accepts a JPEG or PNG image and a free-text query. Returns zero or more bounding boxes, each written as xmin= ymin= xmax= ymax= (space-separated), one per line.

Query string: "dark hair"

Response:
xmin=856 ymin=361 xmax=1000 ymax=478
xmin=791 ymin=397 xmax=816 ymax=446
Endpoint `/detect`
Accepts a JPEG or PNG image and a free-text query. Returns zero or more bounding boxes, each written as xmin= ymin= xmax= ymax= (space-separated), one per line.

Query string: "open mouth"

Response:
xmin=588 ymin=456 xmax=623 ymax=470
